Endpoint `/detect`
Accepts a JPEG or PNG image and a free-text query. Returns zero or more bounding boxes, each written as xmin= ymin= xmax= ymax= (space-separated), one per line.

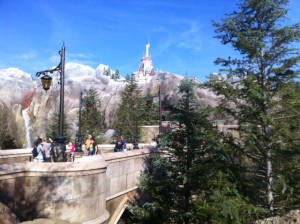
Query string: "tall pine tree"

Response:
xmin=132 ymin=79 xmax=263 ymax=223
xmin=206 ymin=0 xmax=300 ymax=215
xmin=115 ymin=76 xmax=140 ymax=143
xmin=81 ymin=88 xmax=103 ymax=143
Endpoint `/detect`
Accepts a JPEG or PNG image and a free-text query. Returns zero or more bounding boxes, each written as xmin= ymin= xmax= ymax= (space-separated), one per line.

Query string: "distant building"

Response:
xmin=135 ymin=42 xmax=155 ymax=83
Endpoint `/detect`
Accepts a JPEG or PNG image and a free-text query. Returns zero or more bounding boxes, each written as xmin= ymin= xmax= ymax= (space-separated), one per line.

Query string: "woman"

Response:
xmin=115 ymin=137 xmax=124 ymax=152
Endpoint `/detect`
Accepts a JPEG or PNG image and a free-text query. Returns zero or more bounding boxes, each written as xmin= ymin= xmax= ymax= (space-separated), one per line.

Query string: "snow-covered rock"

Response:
xmin=0 ymin=64 xmax=218 ymax=148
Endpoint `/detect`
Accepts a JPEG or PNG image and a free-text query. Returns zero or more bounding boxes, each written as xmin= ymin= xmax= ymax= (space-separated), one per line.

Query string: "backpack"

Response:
xmin=32 ymin=147 xmax=38 ymax=157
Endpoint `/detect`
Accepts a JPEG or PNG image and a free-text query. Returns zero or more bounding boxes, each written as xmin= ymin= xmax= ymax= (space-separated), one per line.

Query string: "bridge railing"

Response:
xmin=0 ymin=147 xmax=156 ymax=223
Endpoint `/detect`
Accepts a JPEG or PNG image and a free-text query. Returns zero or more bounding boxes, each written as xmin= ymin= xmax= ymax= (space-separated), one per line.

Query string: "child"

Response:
xmin=69 ymin=141 xmax=75 ymax=162
xmin=89 ymin=139 xmax=96 ymax=155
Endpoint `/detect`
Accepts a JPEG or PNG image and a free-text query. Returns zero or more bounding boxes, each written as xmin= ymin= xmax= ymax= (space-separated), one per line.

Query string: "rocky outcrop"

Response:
xmin=21 ymin=219 xmax=80 ymax=224
xmin=0 ymin=64 xmax=218 ymax=147
xmin=254 ymin=210 xmax=300 ymax=224
xmin=0 ymin=201 xmax=19 ymax=224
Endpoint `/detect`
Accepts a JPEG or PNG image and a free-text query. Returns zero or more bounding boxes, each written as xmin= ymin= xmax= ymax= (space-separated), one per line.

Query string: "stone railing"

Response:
xmin=0 ymin=148 xmax=155 ymax=223
xmin=0 ymin=148 xmax=32 ymax=164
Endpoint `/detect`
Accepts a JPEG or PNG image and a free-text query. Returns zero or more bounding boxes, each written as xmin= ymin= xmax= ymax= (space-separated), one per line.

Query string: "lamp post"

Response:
xmin=36 ymin=43 xmax=67 ymax=162
xmin=75 ymin=91 xmax=83 ymax=152
xmin=156 ymin=79 xmax=162 ymax=133
xmin=133 ymin=103 xmax=139 ymax=149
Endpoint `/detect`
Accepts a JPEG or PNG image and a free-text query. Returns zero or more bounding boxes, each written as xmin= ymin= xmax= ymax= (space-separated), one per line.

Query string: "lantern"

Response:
xmin=40 ymin=74 xmax=52 ymax=92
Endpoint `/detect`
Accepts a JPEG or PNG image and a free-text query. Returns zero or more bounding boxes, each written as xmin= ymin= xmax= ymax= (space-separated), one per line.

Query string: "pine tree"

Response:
xmin=114 ymin=69 xmax=120 ymax=80
xmin=139 ymin=88 xmax=159 ymax=126
xmin=115 ymin=76 xmax=140 ymax=143
xmin=81 ymin=88 xmax=103 ymax=143
xmin=0 ymin=104 xmax=20 ymax=149
xmin=46 ymin=111 xmax=70 ymax=141
xmin=272 ymin=82 xmax=300 ymax=213
xmin=206 ymin=0 xmax=300 ymax=214
xmin=132 ymin=79 xmax=264 ymax=223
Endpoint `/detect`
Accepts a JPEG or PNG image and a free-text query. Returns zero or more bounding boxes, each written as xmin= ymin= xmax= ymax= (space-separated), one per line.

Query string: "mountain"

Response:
xmin=0 ymin=64 xmax=218 ymax=148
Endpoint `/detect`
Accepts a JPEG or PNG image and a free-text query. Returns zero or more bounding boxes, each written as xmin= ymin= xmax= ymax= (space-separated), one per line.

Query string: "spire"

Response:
xmin=146 ymin=42 xmax=150 ymax=57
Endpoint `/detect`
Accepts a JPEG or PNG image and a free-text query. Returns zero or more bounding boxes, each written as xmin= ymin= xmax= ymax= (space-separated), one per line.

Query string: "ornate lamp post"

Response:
xmin=36 ymin=44 xmax=67 ymax=162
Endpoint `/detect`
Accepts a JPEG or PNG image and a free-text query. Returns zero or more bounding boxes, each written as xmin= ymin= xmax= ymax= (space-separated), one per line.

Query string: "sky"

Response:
xmin=1 ymin=0 xmax=300 ymax=82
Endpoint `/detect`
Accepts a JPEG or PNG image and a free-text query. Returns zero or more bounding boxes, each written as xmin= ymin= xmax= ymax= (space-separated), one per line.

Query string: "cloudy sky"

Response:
xmin=1 ymin=0 xmax=299 ymax=81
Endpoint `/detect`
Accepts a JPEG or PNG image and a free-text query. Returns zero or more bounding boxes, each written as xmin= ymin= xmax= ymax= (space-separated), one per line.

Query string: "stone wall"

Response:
xmin=140 ymin=125 xmax=159 ymax=143
xmin=101 ymin=149 xmax=153 ymax=223
xmin=0 ymin=156 xmax=109 ymax=223
xmin=0 ymin=148 xmax=155 ymax=223
xmin=0 ymin=148 xmax=32 ymax=164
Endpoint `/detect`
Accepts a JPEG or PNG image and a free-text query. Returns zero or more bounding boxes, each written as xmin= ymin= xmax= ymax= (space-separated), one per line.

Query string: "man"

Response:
xmin=42 ymin=137 xmax=52 ymax=162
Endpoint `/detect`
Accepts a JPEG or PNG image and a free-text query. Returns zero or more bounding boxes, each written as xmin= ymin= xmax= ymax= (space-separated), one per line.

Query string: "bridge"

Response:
xmin=0 ymin=146 xmax=155 ymax=224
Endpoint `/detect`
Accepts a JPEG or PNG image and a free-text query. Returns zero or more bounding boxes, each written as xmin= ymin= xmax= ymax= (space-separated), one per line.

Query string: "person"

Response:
xmin=69 ymin=141 xmax=75 ymax=162
xmin=114 ymin=137 xmax=124 ymax=152
xmin=121 ymin=136 xmax=127 ymax=151
xmin=150 ymin=138 xmax=157 ymax=149
xmin=34 ymin=137 xmax=44 ymax=162
xmin=42 ymin=137 xmax=52 ymax=162
xmin=88 ymin=138 xmax=97 ymax=156
xmin=85 ymin=134 xmax=93 ymax=155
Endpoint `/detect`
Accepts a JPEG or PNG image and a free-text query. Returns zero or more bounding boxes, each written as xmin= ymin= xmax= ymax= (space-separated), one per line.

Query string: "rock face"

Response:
xmin=0 ymin=201 xmax=19 ymax=223
xmin=0 ymin=64 xmax=218 ymax=147
xmin=255 ymin=210 xmax=300 ymax=224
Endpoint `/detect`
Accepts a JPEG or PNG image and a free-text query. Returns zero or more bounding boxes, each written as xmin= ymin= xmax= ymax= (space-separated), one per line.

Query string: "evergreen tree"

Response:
xmin=81 ymin=88 xmax=103 ymax=143
xmin=115 ymin=77 xmax=140 ymax=143
xmin=272 ymin=82 xmax=300 ymax=213
xmin=46 ymin=111 xmax=70 ymax=141
xmin=206 ymin=0 xmax=300 ymax=214
xmin=103 ymin=67 xmax=111 ymax=77
xmin=114 ymin=69 xmax=120 ymax=80
xmin=139 ymin=88 xmax=159 ymax=126
xmin=132 ymin=79 xmax=264 ymax=223
xmin=0 ymin=104 xmax=20 ymax=149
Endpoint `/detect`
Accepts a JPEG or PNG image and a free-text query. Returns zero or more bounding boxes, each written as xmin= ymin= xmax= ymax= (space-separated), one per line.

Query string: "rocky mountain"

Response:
xmin=0 ymin=64 xmax=218 ymax=148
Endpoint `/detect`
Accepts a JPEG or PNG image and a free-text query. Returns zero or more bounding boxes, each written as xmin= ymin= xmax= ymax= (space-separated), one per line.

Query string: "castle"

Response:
xmin=135 ymin=42 xmax=155 ymax=83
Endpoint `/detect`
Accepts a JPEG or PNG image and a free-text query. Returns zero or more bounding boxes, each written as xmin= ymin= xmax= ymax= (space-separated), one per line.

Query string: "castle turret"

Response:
xmin=137 ymin=42 xmax=155 ymax=83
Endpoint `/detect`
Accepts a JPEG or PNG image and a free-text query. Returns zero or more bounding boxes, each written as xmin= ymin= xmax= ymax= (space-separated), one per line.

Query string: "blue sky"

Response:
xmin=1 ymin=0 xmax=299 ymax=81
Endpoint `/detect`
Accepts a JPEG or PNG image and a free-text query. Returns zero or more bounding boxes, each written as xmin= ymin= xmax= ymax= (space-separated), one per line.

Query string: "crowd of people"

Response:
xmin=32 ymin=132 xmax=157 ymax=162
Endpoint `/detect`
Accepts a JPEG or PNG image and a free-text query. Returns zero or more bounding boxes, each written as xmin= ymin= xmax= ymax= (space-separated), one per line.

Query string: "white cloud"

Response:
xmin=177 ymin=21 xmax=203 ymax=52
xmin=49 ymin=52 xmax=98 ymax=68
xmin=153 ymin=21 xmax=203 ymax=58
xmin=68 ymin=53 xmax=94 ymax=59
xmin=67 ymin=53 xmax=97 ymax=67
xmin=18 ymin=51 xmax=37 ymax=60
xmin=49 ymin=55 xmax=61 ymax=64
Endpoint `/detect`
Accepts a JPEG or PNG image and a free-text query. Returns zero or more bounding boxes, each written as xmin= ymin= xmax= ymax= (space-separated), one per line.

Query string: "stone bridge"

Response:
xmin=0 ymin=147 xmax=155 ymax=223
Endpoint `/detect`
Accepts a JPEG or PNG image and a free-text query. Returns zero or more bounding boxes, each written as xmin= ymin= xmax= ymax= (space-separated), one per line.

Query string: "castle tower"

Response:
xmin=137 ymin=42 xmax=155 ymax=83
